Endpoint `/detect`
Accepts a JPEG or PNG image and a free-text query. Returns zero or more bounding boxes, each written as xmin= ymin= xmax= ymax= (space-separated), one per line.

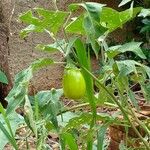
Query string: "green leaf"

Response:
xmin=57 ymin=112 xmax=78 ymax=127
xmin=97 ymin=123 xmax=110 ymax=150
xmin=0 ymin=122 xmax=18 ymax=150
xmin=19 ymin=10 xmax=41 ymax=25
xmin=119 ymin=0 xmax=132 ymax=7
xmin=142 ymin=65 xmax=150 ymax=79
xmin=138 ymin=9 xmax=150 ymax=18
xmin=83 ymin=15 xmax=104 ymax=58
xmin=62 ymin=132 xmax=78 ymax=150
xmin=68 ymin=2 xmax=106 ymax=57
xmin=31 ymin=58 xmax=54 ymax=71
xmin=100 ymin=7 xmax=141 ymax=32
xmin=65 ymin=15 xmax=86 ymax=35
xmin=20 ymin=24 xmax=42 ymax=38
xmin=0 ymin=111 xmax=24 ymax=150
xmin=35 ymin=8 xmax=69 ymax=34
xmin=141 ymin=82 xmax=150 ymax=102
xmin=0 ymin=70 xmax=8 ymax=84
xmin=119 ymin=7 xmax=142 ymax=25
xmin=35 ymin=89 xmax=63 ymax=129
xmin=69 ymin=2 xmax=106 ymax=17
xmin=98 ymin=85 xmax=114 ymax=104
xmin=36 ymin=40 xmax=66 ymax=53
xmin=35 ymin=89 xmax=63 ymax=108
xmin=74 ymin=39 xmax=96 ymax=124
xmin=6 ymin=58 xmax=54 ymax=115
xmin=65 ymin=37 xmax=78 ymax=57
xmin=107 ymin=42 xmax=146 ymax=59
xmin=62 ymin=112 xmax=114 ymax=133
xmin=114 ymin=60 xmax=138 ymax=77
xmin=24 ymin=95 xmax=37 ymax=135
xmin=62 ymin=113 xmax=92 ymax=132
xmin=6 ymin=67 xmax=33 ymax=115
xmin=100 ymin=7 xmax=121 ymax=31
xmin=114 ymin=60 xmax=150 ymax=80
xmin=128 ymin=89 xmax=139 ymax=110
xmin=20 ymin=8 xmax=69 ymax=37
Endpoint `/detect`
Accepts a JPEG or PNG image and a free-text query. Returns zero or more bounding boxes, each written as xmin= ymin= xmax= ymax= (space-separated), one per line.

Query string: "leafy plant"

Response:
xmin=0 ymin=1 xmax=150 ymax=150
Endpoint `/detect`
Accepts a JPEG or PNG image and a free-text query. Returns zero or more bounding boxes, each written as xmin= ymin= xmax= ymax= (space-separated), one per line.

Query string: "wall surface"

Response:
xmin=8 ymin=0 xmax=121 ymax=92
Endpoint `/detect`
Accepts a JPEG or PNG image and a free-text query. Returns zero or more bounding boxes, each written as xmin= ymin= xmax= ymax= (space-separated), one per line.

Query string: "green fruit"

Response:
xmin=63 ymin=68 xmax=86 ymax=99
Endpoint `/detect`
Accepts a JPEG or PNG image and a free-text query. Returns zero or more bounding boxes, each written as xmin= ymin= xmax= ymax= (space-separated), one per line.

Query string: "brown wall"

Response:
xmin=8 ymin=0 xmax=121 ymax=92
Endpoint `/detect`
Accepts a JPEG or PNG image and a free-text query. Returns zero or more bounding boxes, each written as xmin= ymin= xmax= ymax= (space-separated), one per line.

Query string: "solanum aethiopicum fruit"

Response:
xmin=63 ymin=68 xmax=86 ymax=99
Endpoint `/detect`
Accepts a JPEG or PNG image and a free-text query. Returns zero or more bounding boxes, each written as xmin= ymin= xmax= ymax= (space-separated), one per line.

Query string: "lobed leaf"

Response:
xmin=107 ymin=42 xmax=146 ymax=59
xmin=6 ymin=58 xmax=54 ymax=115
xmin=20 ymin=8 xmax=69 ymax=37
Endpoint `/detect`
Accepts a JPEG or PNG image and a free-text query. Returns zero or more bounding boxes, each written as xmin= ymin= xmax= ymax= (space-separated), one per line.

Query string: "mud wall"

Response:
xmin=8 ymin=0 xmax=121 ymax=92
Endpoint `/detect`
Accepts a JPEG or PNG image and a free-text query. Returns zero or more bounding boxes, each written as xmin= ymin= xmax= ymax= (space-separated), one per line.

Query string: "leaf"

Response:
xmin=100 ymin=7 xmax=121 ymax=31
xmin=65 ymin=15 xmax=86 ymax=35
xmin=62 ymin=112 xmax=114 ymax=133
xmin=36 ymin=40 xmax=66 ymax=53
xmin=114 ymin=60 xmax=150 ymax=80
xmin=6 ymin=67 xmax=33 ymax=115
xmin=31 ymin=58 xmax=54 ymax=71
xmin=20 ymin=8 xmax=69 ymax=37
xmin=0 ymin=111 xmax=24 ymax=150
xmin=83 ymin=15 xmax=103 ymax=58
xmin=138 ymin=9 xmax=150 ymax=18
xmin=97 ymin=123 xmax=110 ymax=150
xmin=0 ymin=70 xmax=8 ymax=84
xmin=65 ymin=37 xmax=78 ymax=57
xmin=98 ymin=85 xmax=114 ymax=104
xmin=35 ymin=89 xmax=63 ymax=129
xmin=35 ymin=8 xmax=69 ymax=34
xmin=74 ymin=38 xmax=96 ymax=123
xmin=119 ymin=0 xmax=132 ymax=7
xmin=128 ymin=89 xmax=139 ymax=110
xmin=19 ymin=10 xmax=41 ymax=25
xmin=68 ymin=2 xmax=107 ymax=57
xmin=0 ymin=122 xmax=18 ymax=150
xmin=20 ymin=24 xmax=42 ymax=38
xmin=35 ymin=89 xmax=63 ymax=108
xmin=57 ymin=112 xmax=78 ymax=127
xmin=114 ymin=60 xmax=138 ymax=77
xmin=24 ymin=95 xmax=37 ymax=135
xmin=62 ymin=132 xmax=78 ymax=150
xmin=141 ymin=82 xmax=150 ymax=102
xmin=100 ymin=7 xmax=141 ymax=32
xmin=69 ymin=2 xmax=106 ymax=17
xmin=142 ymin=65 xmax=150 ymax=79
xmin=6 ymin=58 xmax=54 ymax=115
xmin=107 ymin=42 xmax=146 ymax=59
xmin=120 ymin=7 xmax=142 ymax=25
xmin=62 ymin=113 xmax=92 ymax=132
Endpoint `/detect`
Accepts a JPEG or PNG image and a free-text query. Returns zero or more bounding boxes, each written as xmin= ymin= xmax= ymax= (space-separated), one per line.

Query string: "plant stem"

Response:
xmin=128 ymin=105 xmax=150 ymax=136
xmin=52 ymin=0 xmax=58 ymax=11
xmin=57 ymin=103 xmax=90 ymax=115
xmin=81 ymin=66 xmax=150 ymax=149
